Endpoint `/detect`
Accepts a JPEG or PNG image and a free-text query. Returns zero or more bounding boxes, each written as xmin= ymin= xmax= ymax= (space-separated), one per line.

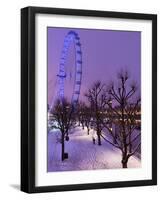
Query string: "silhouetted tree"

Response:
xmin=101 ymin=70 xmax=141 ymax=168
xmin=84 ymin=105 xmax=92 ymax=135
xmin=85 ymin=81 xmax=107 ymax=145
xmin=76 ymin=102 xmax=85 ymax=129
xmin=50 ymin=98 xmax=75 ymax=161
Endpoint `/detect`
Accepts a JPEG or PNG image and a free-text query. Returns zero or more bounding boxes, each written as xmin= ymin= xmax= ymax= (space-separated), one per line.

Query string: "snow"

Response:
xmin=48 ymin=126 xmax=141 ymax=172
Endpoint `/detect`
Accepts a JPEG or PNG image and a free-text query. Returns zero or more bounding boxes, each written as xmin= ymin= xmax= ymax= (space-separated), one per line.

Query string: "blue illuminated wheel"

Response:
xmin=50 ymin=31 xmax=82 ymax=111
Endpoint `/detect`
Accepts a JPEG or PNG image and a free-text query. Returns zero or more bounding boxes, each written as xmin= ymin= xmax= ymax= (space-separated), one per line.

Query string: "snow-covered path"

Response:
xmin=48 ymin=127 xmax=141 ymax=172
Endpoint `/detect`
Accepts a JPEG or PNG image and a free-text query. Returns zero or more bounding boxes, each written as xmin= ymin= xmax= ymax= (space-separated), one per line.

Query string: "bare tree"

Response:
xmin=78 ymin=102 xmax=86 ymax=130
xmin=85 ymin=81 xmax=107 ymax=145
xmin=101 ymin=70 xmax=141 ymax=168
xmin=77 ymin=103 xmax=92 ymax=134
xmin=76 ymin=103 xmax=81 ymax=126
xmin=83 ymin=105 xmax=92 ymax=135
xmin=50 ymin=98 xmax=75 ymax=161
xmin=76 ymin=101 xmax=85 ymax=129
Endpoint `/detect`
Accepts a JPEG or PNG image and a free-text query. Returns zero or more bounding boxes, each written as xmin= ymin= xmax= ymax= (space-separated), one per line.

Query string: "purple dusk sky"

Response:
xmin=48 ymin=27 xmax=141 ymax=105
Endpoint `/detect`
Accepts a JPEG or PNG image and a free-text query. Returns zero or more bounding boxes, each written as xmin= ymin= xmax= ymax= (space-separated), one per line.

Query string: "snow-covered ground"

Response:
xmin=48 ymin=126 xmax=141 ymax=172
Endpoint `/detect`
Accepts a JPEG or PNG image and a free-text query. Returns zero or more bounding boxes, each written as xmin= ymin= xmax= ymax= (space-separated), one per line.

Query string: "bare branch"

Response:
xmin=128 ymin=143 xmax=141 ymax=157
xmin=127 ymin=132 xmax=141 ymax=145
xmin=100 ymin=133 xmax=122 ymax=150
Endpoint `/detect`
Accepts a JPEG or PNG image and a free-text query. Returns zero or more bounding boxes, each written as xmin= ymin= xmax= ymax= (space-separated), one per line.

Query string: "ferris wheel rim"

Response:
xmin=50 ymin=30 xmax=82 ymax=112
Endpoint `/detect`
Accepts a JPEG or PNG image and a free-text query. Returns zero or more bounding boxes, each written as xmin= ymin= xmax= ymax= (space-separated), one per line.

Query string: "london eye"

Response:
xmin=49 ymin=31 xmax=82 ymax=112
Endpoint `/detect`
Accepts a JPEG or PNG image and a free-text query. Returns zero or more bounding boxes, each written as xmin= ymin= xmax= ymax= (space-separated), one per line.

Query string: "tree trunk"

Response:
xmin=87 ymin=127 xmax=90 ymax=135
xmin=122 ymin=161 xmax=127 ymax=168
xmin=82 ymin=124 xmax=84 ymax=129
xmin=122 ymin=154 xmax=128 ymax=168
xmin=61 ymin=133 xmax=65 ymax=161
xmin=97 ymin=131 xmax=101 ymax=145
xmin=129 ymin=131 xmax=132 ymax=153
xmin=129 ymin=143 xmax=132 ymax=153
